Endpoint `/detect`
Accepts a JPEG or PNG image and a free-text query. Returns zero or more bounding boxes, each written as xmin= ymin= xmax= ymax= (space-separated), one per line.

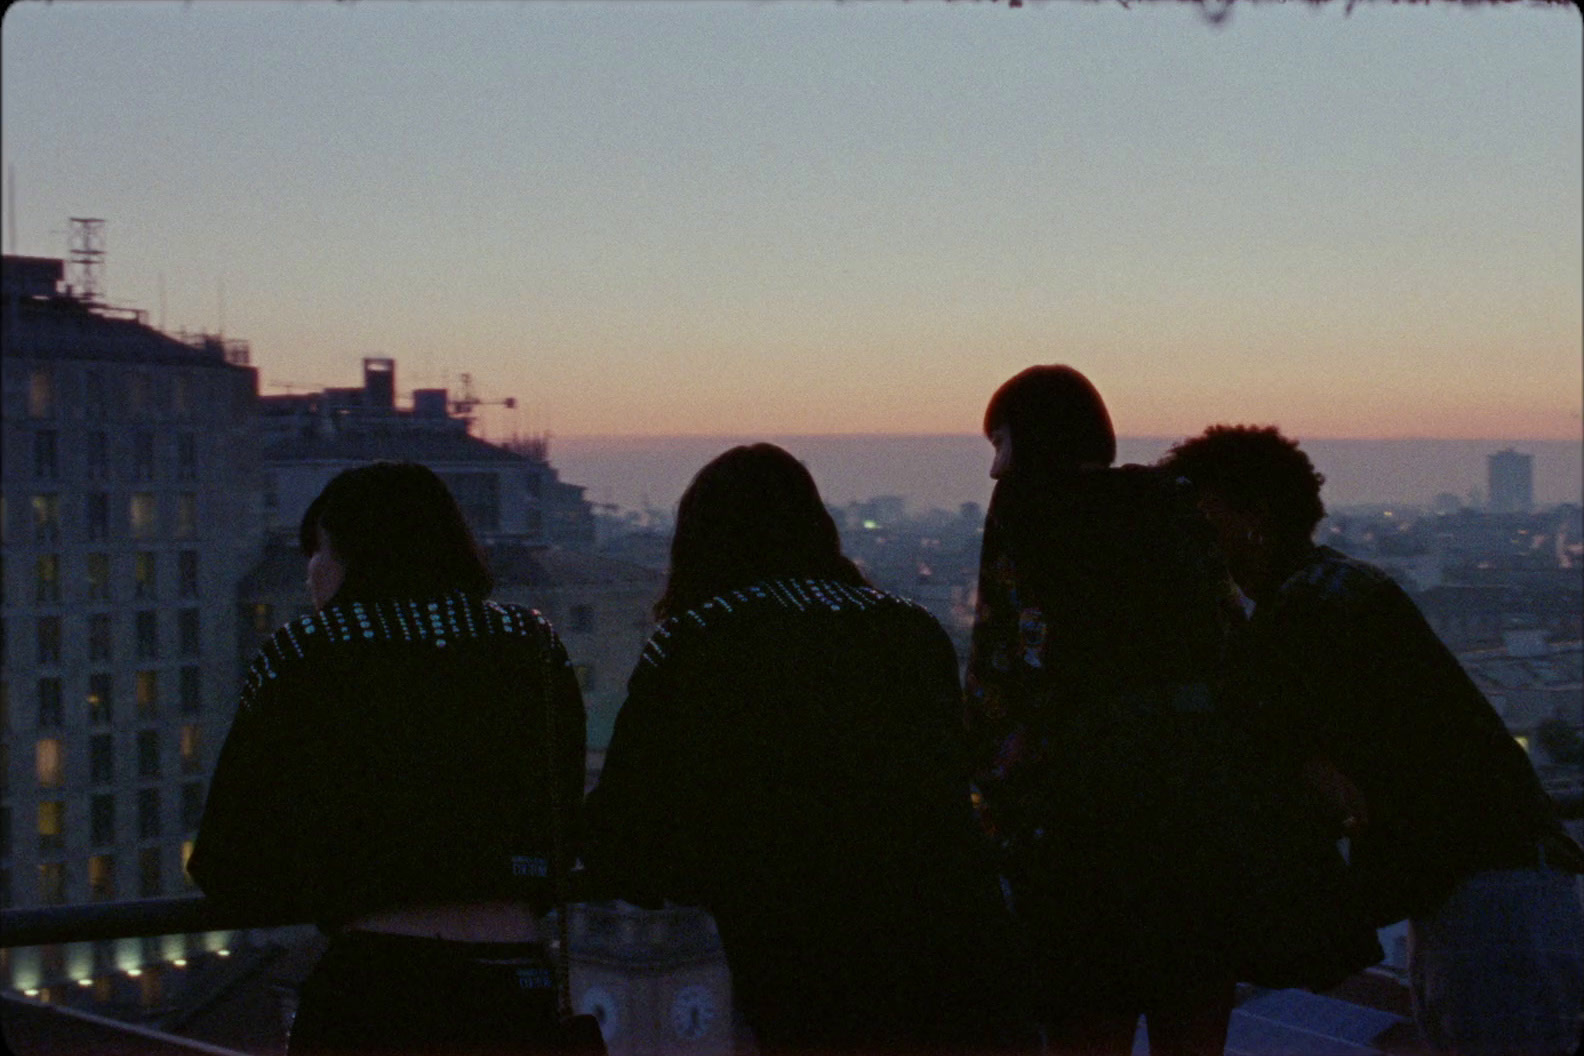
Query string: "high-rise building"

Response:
xmin=1488 ymin=448 xmax=1534 ymax=514
xmin=2 ymin=255 xmax=260 ymax=922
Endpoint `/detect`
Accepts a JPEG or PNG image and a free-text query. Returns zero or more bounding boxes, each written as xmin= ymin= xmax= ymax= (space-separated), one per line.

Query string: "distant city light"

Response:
xmin=862 ymin=520 xmax=878 ymax=530
xmin=77 ymin=979 xmax=93 ymax=988
xmin=216 ymin=949 xmax=231 ymax=957
xmin=126 ymin=968 xmax=142 ymax=978
xmin=23 ymin=989 xmax=39 ymax=998
xmin=172 ymin=959 xmax=188 ymax=968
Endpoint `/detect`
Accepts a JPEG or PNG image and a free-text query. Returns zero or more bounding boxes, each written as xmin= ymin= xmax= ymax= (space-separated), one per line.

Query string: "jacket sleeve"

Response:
xmin=187 ymin=651 xmax=336 ymax=919
xmin=580 ymin=644 xmax=703 ymax=908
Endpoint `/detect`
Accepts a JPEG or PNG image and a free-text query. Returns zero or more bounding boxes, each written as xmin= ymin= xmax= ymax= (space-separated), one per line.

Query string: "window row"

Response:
xmin=15 ymin=667 xmax=205 ymax=731
xmin=22 ymin=492 xmax=200 ymax=545
xmin=2 ymin=783 xmax=205 ymax=859
xmin=29 ymin=430 xmax=200 ymax=483
xmin=26 ymin=366 xmax=211 ymax=422
xmin=9 ymin=609 xmax=203 ymax=665
xmin=7 ymin=550 xmax=203 ymax=605
xmin=27 ymin=846 xmax=182 ymax=906
xmin=22 ymin=727 xmax=206 ymax=791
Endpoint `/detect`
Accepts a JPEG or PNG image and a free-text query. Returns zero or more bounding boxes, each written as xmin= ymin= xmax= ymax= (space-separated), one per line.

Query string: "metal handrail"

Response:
xmin=0 ymin=895 xmax=302 ymax=949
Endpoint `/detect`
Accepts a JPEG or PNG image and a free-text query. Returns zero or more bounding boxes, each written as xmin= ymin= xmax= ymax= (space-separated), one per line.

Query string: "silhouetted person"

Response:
xmin=966 ymin=366 xmax=1246 ymax=1056
xmin=1163 ymin=425 xmax=1584 ymax=1056
xmin=190 ymin=461 xmax=587 ymax=1056
xmin=583 ymin=443 xmax=1032 ymax=1056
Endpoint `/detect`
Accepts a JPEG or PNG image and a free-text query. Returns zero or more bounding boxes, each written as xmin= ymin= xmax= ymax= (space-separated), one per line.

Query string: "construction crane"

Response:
xmin=450 ymin=373 xmax=517 ymax=417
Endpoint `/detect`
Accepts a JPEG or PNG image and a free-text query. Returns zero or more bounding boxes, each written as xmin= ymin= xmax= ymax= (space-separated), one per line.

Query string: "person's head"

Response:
xmin=1160 ymin=425 xmax=1326 ymax=593
xmin=983 ymin=365 xmax=1116 ymax=480
xmin=298 ymin=461 xmax=492 ymax=609
xmin=654 ymin=443 xmax=866 ymax=621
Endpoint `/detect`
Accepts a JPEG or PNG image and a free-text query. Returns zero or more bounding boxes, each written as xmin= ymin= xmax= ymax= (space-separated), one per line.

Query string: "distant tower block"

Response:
xmin=363 ymin=357 xmax=395 ymax=409
xmin=1487 ymin=448 xmax=1533 ymax=513
xmin=67 ymin=217 xmax=106 ymax=304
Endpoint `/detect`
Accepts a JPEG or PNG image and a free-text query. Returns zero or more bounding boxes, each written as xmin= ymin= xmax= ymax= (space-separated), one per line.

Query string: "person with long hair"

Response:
xmin=1162 ymin=425 xmax=1584 ymax=1056
xmin=189 ymin=461 xmax=587 ymax=1055
xmin=583 ymin=443 xmax=1030 ymax=1056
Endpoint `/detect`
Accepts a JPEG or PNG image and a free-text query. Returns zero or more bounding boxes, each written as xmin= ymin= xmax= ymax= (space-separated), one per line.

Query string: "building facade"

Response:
xmin=1488 ymin=448 xmax=1535 ymax=514
xmin=2 ymin=255 xmax=260 ymax=938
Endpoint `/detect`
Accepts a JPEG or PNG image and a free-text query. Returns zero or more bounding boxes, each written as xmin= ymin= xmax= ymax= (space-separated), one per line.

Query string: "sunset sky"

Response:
xmin=3 ymin=0 xmax=1580 ymax=442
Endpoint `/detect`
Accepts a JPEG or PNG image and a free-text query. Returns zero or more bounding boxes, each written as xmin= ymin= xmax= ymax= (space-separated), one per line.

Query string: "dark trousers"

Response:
xmin=289 ymin=931 xmax=563 ymax=1056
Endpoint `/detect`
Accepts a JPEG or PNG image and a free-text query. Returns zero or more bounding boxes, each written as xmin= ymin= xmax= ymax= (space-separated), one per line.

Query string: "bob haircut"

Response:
xmin=298 ymin=461 xmax=493 ymax=603
xmin=983 ymin=365 xmax=1116 ymax=476
xmin=1162 ymin=425 xmax=1328 ymax=541
xmin=654 ymin=443 xmax=867 ymax=621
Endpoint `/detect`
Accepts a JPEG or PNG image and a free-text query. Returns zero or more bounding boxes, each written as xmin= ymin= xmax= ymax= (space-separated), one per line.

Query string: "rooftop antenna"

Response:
xmin=68 ymin=217 xmax=106 ymax=304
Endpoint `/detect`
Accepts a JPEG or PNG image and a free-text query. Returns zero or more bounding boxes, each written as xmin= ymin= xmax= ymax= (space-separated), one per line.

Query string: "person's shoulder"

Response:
xmin=1275 ymin=547 xmax=1407 ymax=621
xmin=637 ymin=577 xmax=933 ymax=670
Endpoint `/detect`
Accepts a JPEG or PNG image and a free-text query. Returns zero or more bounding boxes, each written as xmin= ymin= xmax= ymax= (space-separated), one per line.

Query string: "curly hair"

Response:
xmin=1161 ymin=425 xmax=1327 ymax=541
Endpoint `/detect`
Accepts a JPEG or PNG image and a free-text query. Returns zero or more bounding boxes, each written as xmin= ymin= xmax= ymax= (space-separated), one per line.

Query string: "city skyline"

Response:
xmin=3 ymin=0 xmax=1580 ymax=441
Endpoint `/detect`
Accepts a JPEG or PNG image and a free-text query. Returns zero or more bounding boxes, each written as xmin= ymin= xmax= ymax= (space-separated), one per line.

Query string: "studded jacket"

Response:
xmin=583 ymin=577 xmax=1023 ymax=1048
xmin=189 ymin=591 xmax=586 ymax=929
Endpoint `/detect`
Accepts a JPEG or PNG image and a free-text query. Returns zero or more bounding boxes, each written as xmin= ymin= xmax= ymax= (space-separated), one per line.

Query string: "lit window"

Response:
xmin=134 ymin=552 xmax=157 ymax=599
xmin=252 ymin=603 xmax=275 ymax=635
xmin=179 ymin=725 xmax=202 ymax=774
xmin=89 ymin=673 xmax=114 ymax=724
xmin=136 ymin=671 xmax=159 ymax=718
xmin=32 ymin=494 xmax=61 ymax=544
xmin=130 ymin=493 xmax=158 ymax=539
xmin=88 ymin=855 xmax=115 ymax=901
xmin=89 ymin=614 xmax=113 ymax=662
xmin=29 ymin=368 xmax=53 ymax=418
xmin=36 ymin=739 xmax=64 ymax=788
xmin=137 ymin=731 xmax=161 ymax=779
xmin=175 ymin=493 xmax=197 ymax=539
xmin=87 ymin=553 xmax=111 ymax=601
xmin=91 ymin=795 xmax=116 ymax=846
xmin=181 ymin=841 xmax=195 ymax=886
xmin=38 ymin=801 xmax=65 ymax=851
xmin=35 ymin=554 xmax=61 ymax=603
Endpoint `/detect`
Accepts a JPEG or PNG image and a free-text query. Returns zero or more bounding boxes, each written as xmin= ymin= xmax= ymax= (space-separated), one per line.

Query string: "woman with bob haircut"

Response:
xmin=190 ymin=461 xmax=587 ymax=1055
xmin=967 ymin=366 xmax=1255 ymax=1056
xmin=584 ymin=443 xmax=1031 ymax=1056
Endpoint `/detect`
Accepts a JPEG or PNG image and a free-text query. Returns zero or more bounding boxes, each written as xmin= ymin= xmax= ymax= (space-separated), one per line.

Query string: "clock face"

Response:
xmin=669 ymin=983 xmax=718 ymax=1042
xmin=577 ymin=985 xmax=620 ymax=1042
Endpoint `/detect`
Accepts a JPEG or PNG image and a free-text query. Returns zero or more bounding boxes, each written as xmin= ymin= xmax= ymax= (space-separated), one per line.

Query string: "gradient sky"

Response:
xmin=3 ymin=0 xmax=1580 ymax=441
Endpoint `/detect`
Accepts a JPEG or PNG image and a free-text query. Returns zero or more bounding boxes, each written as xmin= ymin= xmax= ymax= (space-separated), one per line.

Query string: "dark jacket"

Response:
xmin=583 ymin=577 xmax=1026 ymax=1053
xmin=1241 ymin=545 xmax=1583 ymax=924
xmin=189 ymin=591 xmax=586 ymax=930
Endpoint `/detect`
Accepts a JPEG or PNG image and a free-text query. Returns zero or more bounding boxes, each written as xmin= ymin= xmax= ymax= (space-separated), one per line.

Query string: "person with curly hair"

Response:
xmin=1162 ymin=425 xmax=1584 ymax=1056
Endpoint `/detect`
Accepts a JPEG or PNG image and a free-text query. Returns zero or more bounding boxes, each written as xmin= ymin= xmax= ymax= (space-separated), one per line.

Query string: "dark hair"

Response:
xmin=1161 ymin=425 xmax=1328 ymax=541
xmin=298 ymin=461 xmax=493 ymax=602
xmin=983 ymin=365 xmax=1116 ymax=475
xmin=654 ymin=444 xmax=867 ymax=621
